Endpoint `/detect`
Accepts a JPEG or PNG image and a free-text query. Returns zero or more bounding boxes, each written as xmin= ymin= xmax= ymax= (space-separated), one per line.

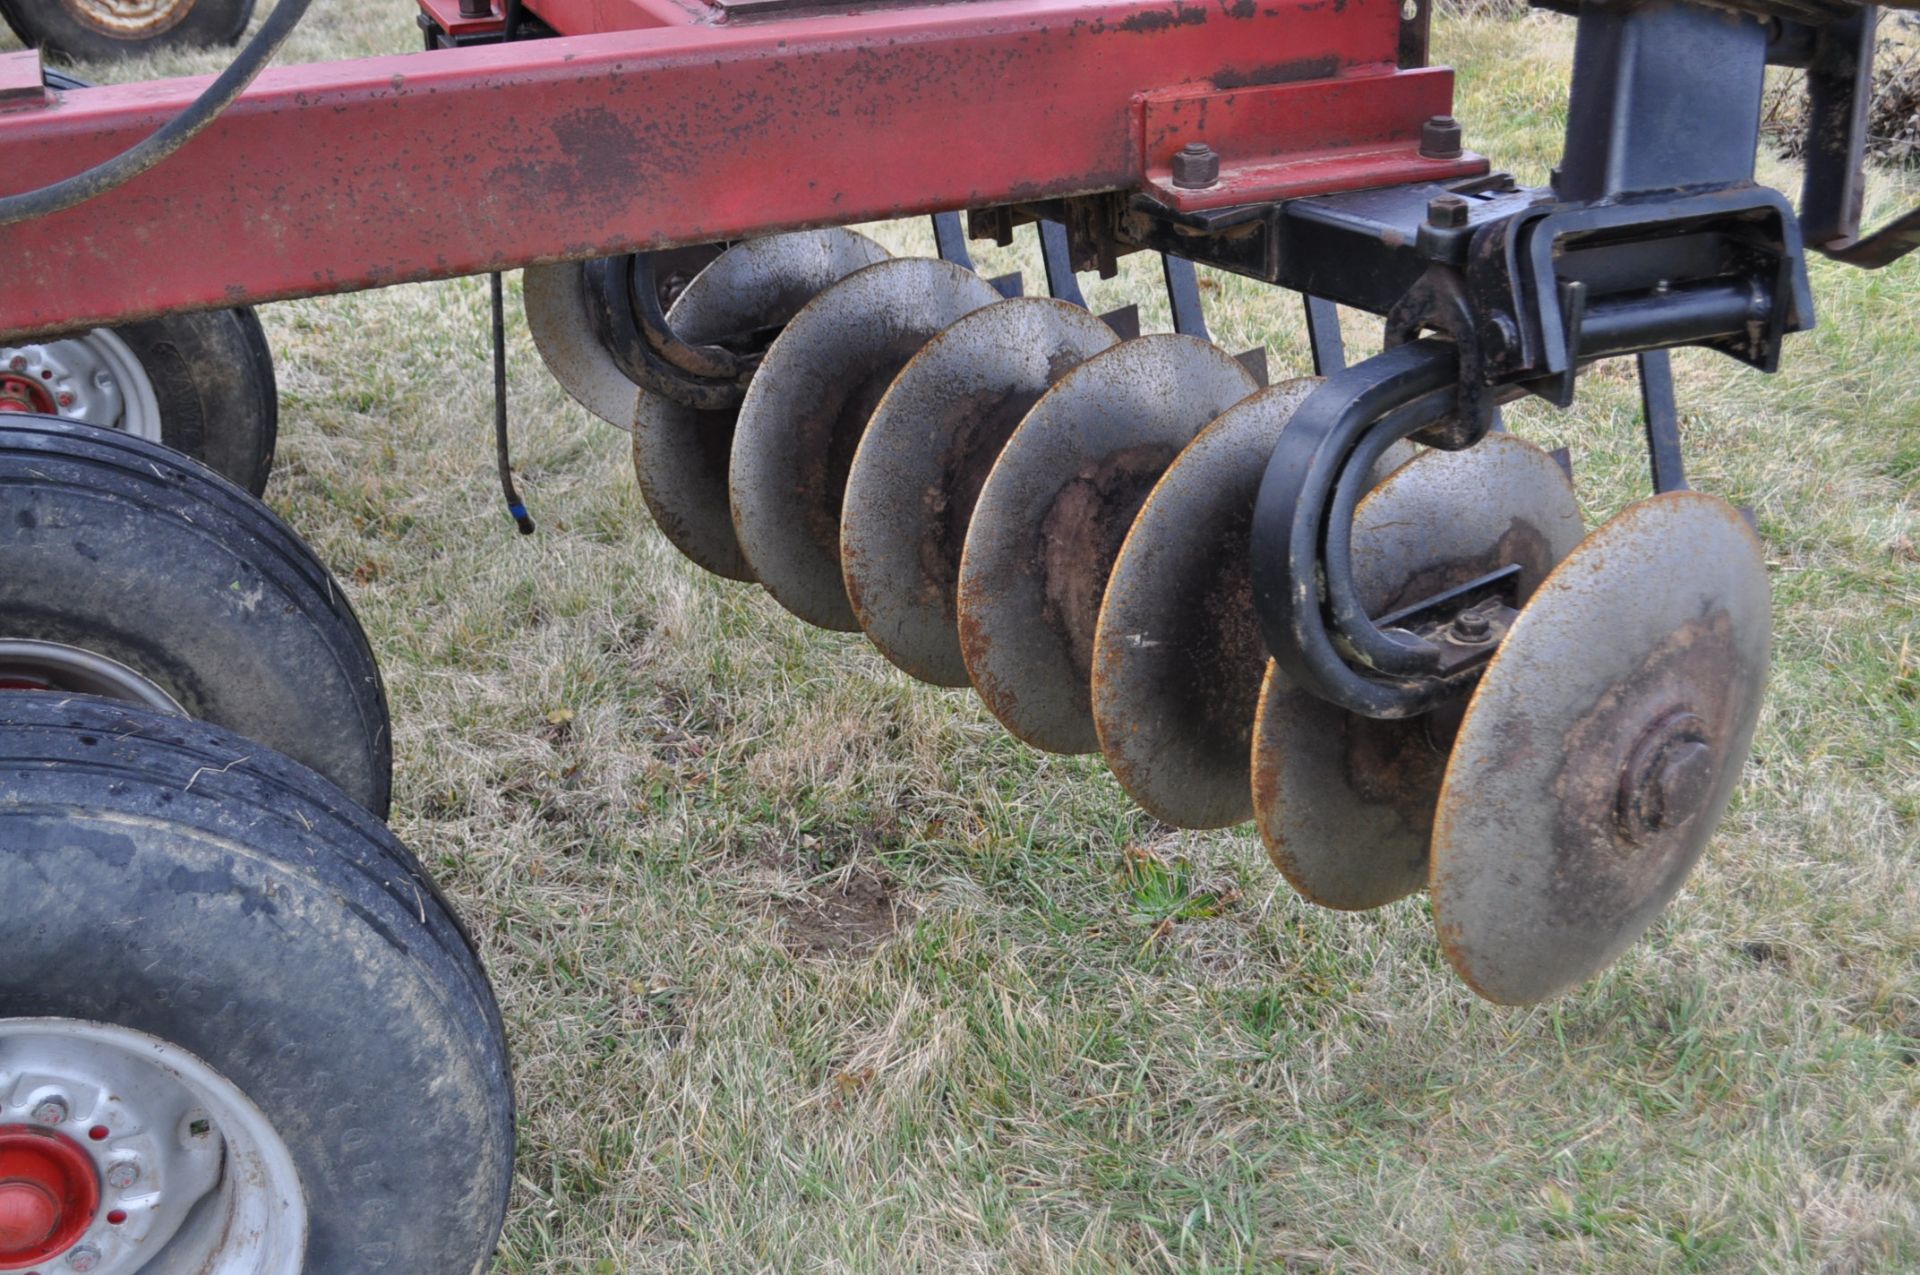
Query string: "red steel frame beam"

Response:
xmin=0 ymin=0 xmax=1483 ymax=339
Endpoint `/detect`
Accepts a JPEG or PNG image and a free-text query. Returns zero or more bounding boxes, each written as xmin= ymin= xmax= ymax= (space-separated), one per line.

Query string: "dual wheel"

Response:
xmin=1 ymin=422 xmax=513 ymax=1271
xmin=533 ymin=230 xmax=1771 ymax=1007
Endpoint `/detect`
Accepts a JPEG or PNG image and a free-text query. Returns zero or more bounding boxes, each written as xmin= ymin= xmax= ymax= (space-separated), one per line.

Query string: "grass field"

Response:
xmin=32 ymin=5 xmax=1920 ymax=1271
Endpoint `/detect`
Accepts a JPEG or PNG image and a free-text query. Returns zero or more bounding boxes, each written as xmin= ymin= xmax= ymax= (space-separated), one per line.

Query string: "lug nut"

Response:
xmin=106 ymin=1160 xmax=140 ymax=1190
xmin=1426 ymin=194 xmax=1470 ymax=229
xmin=56 ymin=391 xmax=74 ymax=408
xmin=1170 ymin=141 xmax=1220 ymax=190
xmin=67 ymin=1245 xmax=102 ymax=1271
xmin=1420 ymin=114 xmax=1463 ymax=159
xmin=31 ymin=1096 xmax=70 ymax=1126
xmin=7 ymin=355 xmax=24 ymax=372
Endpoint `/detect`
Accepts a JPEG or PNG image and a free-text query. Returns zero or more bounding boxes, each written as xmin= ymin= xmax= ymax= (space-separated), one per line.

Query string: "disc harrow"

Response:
xmin=574 ymin=226 xmax=1776 ymax=1008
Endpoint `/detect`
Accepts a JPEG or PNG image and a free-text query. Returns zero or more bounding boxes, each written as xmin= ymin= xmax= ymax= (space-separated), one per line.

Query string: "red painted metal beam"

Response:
xmin=0 ymin=0 xmax=1481 ymax=338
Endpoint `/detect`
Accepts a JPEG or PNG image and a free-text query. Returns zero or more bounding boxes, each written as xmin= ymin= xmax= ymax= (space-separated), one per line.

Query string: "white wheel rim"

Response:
xmin=0 ymin=1019 xmax=306 ymax=1274
xmin=0 ymin=331 xmax=161 ymax=443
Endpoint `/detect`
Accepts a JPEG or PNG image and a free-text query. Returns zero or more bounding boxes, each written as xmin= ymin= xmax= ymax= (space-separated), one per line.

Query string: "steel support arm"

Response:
xmin=0 ymin=0 xmax=1482 ymax=339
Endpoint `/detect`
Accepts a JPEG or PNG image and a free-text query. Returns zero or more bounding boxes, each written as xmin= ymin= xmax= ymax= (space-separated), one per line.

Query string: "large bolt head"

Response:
xmin=105 ymin=1161 xmax=140 ymax=1191
xmin=30 ymin=1097 xmax=69 ymax=1126
xmin=1618 ymin=712 xmax=1715 ymax=842
xmin=1649 ymin=739 xmax=1714 ymax=832
xmin=67 ymin=1243 xmax=102 ymax=1271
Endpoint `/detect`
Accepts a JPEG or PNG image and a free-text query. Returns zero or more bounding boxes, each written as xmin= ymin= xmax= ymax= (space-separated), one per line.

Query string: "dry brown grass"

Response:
xmin=30 ymin=5 xmax=1920 ymax=1272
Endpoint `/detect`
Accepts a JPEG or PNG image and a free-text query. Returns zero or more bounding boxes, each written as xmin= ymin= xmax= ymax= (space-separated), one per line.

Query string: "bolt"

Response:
xmin=7 ymin=355 xmax=24 ymax=372
xmin=31 ymin=1096 xmax=70 ymax=1126
xmin=106 ymin=1161 xmax=140 ymax=1190
xmin=1419 ymin=114 xmax=1463 ymax=160
xmin=457 ymin=0 xmax=491 ymax=15
xmin=56 ymin=391 xmax=74 ymax=408
xmin=1170 ymin=141 xmax=1220 ymax=190
xmin=1426 ymin=194 xmax=1470 ymax=230
xmin=67 ymin=1245 xmax=102 ymax=1271
xmin=1448 ymin=609 xmax=1492 ymax=643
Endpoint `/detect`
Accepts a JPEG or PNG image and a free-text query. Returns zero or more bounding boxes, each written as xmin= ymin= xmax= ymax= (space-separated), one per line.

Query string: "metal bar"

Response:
xmin=1637 ymin=349 xmax=1688 ymax=493
xmin=1162 ymin=255 xmax=1208 ymax=340
xmin=1303 ymin=294 xmax=1344 ymax=374
xmin=0 ymin=0 xmax=1430 ymax=338
xmin=1037 ymin=221 xmax=1087 ymax=308
xmin=931 ymin=212 xmax=975 ymax=271
xmin=1558 ymin=1 xmax=1767 ymax=202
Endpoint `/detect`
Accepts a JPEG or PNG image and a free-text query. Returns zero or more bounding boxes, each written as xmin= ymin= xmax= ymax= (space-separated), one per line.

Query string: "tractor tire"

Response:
xmin=0 ymin=0 xmax=253 ymax=61
xmin=0 ymin=70 xmax=278 ymax=496
xmin=0 ymin=694 xmax=514 ymax=1274
xmin=0 ymin=416 xmax=392 ymax=814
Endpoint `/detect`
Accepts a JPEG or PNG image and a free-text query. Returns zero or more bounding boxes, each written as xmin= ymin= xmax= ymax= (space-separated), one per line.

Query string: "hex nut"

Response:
xmin=1170 ymin=142 xmax=1220 ymax=190
xmin=1420 ymin=114 xmax=1464 ymax=159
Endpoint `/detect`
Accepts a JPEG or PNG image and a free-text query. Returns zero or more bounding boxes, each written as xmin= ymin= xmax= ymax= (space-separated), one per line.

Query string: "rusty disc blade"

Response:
xmin=841 ymin=298 xmax=1120 ymax=687
xmin=730 ymin=258 xmax=1002 ymax=631
xmin=1430 ymin=491 xmax=1769 ymax=1004
xmin=633 ymin=230 xmax=889 ymax=582
xmin=956 ymin=335 xmax=1259 ymax=755
xmin=1253 ymin=433 xmax=1585 ymax=910
xmin=1089 ymin=377 xmax=1319 ymax=828
xmin=524 ymin=260 xmax=637 ymax=429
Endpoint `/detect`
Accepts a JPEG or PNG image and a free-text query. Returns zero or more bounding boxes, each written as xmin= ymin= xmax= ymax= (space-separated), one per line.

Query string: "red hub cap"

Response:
xmin=0 ymin=374 xmax=53 ymax=416
xmin=0 ymin=1126 xmax=98 ymax=1270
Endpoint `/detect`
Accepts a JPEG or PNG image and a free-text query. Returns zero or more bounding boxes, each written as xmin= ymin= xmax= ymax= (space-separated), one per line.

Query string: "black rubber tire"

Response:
xmin=0 ymin=416 xmax=392 ymax=813
xmin=12 ymin=70 xmax=279 ymax=496
xmin=0 ymin=695 xmax=514 ymax=1274
xmin=110 ymin=304 xmax=279 ymax=497
xmin=0 ymin=0 xmax=254 ymax=60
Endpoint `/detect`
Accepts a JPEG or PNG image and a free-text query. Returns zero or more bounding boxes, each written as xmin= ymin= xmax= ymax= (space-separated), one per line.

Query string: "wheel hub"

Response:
xmin=0 ymin=1126 xmax=97 ymax=1269
xmin=0 ymin=374 xmax=54 ymax=416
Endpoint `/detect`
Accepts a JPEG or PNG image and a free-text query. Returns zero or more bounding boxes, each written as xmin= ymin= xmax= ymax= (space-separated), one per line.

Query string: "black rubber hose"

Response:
xmin=0 ymin=0 xmax=315 ymax=228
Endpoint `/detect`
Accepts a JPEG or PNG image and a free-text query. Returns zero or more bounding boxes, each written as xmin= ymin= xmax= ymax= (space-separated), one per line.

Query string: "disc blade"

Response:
xmin=731 ymin=258 xmax=1003 ymax=631
xmin=633 ymin=230 xmax=889 ymax=581
xmin=1089 ymin=377 xmax=1319 ymax=829
xmin=841 ymin=298 xmax=1120 ymax=687
xmin=1431 ymin=491 xmax=1769 ymax=1004
xmin=1252 ymin=433 xmax=1586 ymax=910
xmin=524 ymin=261 xmax=637 ymax=429
xmin=957 ymin=335 xmax=1259 ymax=755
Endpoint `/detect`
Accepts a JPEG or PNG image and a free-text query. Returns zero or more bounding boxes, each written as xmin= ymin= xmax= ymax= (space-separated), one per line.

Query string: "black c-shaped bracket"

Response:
xmin=1249 ymin=337 xmax=1488 ymax=721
